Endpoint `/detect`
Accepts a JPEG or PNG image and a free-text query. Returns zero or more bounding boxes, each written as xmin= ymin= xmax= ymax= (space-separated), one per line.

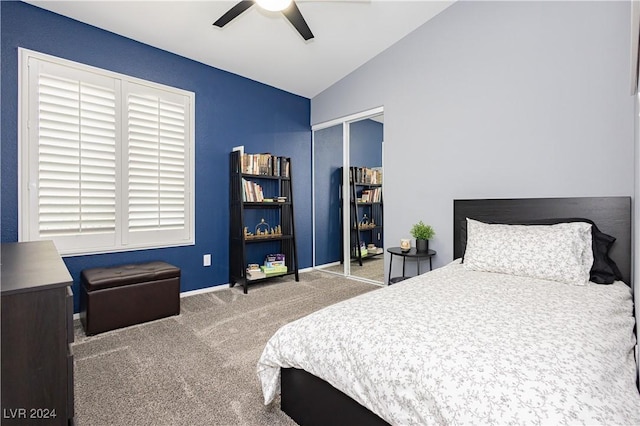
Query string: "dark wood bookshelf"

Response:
xmin=229 ymin=151 xmax=299 ymax=293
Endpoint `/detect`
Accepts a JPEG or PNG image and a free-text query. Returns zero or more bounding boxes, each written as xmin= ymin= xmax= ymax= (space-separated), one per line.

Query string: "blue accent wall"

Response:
xmin=350 ymin=119 xmax=383 ymax=168
xmin=1 ymin=1 xmax=312 ymax=312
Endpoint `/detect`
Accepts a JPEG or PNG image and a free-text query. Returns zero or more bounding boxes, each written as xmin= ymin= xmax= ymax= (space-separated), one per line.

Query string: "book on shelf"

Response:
xmin=241 ymin=153 xmax=290 ymax=177
xmin=352 ymin=167 xmax=382 ymax=185
xmin=360 ymin=188 xmax=382 ymax=203
xmin=241 ymin=178 xmax=264 ymax=202
xmin=260 ymin=254 xmax=287 ymax=276
xmin=246 ymin=263 xmax=266 ymax=280
xmin=246 ymin=269 xmax=266 ymax=280
xmin=260 ymin=264 xmax=288 ymax=276
xmin=265 ymin=253 xmax=285 ymax=262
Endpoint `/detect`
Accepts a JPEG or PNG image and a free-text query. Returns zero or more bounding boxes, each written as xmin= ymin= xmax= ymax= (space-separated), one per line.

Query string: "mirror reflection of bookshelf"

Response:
xmin=345 ymin=166 xmax=383 ymax=266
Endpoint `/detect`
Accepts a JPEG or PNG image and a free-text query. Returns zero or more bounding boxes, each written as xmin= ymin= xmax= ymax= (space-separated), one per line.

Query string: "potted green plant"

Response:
xmin=410 ymin=221 xmax=435 ymax=252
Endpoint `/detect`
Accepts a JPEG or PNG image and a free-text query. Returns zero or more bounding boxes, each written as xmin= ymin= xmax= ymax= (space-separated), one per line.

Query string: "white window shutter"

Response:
xmin=20 ymin=49 xmax=194 ymax=255
xmin=25 ymin=57 xmax=119 ymax=253
xmin=38 ymin=74 xmax=117 ymax=237
xmin=125 ymin=83 xmax=190 ymax=245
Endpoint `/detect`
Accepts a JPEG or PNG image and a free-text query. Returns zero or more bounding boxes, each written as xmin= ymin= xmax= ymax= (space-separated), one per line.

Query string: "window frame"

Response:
xmin=18 ymin=48 xmax=195 ymax=256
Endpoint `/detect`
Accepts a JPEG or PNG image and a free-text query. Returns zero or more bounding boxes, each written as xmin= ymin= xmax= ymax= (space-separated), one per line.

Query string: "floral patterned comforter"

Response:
xmin=257 ymin=261 xmax=640 ymax=425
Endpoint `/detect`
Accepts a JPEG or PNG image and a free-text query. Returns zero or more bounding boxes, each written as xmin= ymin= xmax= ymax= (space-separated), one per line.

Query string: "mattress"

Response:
xmin=257 ymin=261 xmax=640 ymax=425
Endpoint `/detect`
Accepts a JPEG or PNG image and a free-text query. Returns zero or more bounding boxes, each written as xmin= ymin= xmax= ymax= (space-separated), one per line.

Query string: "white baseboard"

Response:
xmin=180 ymin=283 xmax=230 ymax=298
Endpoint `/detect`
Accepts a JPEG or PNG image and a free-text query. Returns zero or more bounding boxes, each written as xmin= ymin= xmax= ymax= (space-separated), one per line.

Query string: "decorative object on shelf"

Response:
xmin=400 ymin=238 xmax=411 ymax=252
xmin=410 ymin=221 xmax=435 ymax=252
xmin=244 ymin=220 xmax=283 ymax=240
xmin=256 ymin=218 xmax=270 ymax=235
xmin=357 ymin=214 xmax=377 ymax=230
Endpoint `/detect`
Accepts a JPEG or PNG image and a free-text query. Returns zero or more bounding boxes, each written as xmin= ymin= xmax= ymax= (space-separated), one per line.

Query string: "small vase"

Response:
xmin=416 ymin=239 xmax=429 ymax=252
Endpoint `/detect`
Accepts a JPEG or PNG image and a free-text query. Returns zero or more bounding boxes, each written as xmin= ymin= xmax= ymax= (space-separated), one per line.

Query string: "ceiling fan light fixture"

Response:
xmin=256 ymin=0 xmax=292 ymax=12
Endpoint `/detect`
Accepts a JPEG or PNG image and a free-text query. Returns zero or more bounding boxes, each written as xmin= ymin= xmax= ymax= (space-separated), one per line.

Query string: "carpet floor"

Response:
xmin=72 ymin=271 xmax=381 ymax=425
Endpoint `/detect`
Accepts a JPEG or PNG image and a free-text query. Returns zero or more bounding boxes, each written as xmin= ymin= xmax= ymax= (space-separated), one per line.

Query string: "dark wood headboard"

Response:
xmin=453 ymin=197 xmax=632 ymax=285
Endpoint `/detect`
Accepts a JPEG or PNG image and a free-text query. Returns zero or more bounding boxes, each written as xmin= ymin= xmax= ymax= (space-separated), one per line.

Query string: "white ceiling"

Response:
xmin=25 ymin=0 xmax=455 ymax=98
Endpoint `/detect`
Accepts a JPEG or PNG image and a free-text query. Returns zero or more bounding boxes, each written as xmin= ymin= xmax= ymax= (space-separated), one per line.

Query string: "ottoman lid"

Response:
xmin=82 ymin=261 xmax=180 ymax=291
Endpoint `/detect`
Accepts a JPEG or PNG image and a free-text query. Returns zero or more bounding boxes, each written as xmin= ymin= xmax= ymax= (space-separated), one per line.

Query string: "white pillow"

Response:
xmin=463 ymin=218 xmax=594 ymax=286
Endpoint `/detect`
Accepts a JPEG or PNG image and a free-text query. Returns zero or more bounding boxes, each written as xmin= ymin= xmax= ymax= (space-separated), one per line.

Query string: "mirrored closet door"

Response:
xmin=312 ymin=124 xmax=344 ymax=275
xmin=312 ymin=108 xmax=384 ymax=283
xmin=348 ymin=114 xmax=384 ymax=282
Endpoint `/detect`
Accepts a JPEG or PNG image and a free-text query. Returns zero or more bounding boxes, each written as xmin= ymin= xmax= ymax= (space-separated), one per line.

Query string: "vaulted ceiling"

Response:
xmin=25 ymin=0 xmax=455 ymax=98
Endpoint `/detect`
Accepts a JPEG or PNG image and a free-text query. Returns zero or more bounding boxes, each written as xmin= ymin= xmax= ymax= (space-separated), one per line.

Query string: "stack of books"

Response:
xmin=261 ymin=254 xmax=287 ymax=276
xmin=246 ymin=263 xmax=266 ymax=280
xmin=242 ymin=178 xmax=264 ymax=202
xmin=353 ymin=167 xmax=383 ymax=184
xmin=241 ymin=153 xmax=290 ymax=177
xmin=360 ymin=188 xmax=382 ymax=203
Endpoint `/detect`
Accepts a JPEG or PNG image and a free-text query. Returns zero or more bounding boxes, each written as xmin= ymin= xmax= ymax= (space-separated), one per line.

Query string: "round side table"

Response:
xmin=387 ymin=247 xmax=436 ymax=284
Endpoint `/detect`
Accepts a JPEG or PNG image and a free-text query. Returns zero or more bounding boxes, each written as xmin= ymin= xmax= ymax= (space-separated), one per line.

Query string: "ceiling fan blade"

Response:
xmin=213 ymin=0 xmax=255 ymax=28
xmin=282 ymin=1 xmax=314 ymax=41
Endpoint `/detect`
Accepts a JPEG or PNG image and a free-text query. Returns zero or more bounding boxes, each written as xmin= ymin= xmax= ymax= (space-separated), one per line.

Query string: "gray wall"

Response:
xmin=312 ymin=0 xmax=635 ymax=278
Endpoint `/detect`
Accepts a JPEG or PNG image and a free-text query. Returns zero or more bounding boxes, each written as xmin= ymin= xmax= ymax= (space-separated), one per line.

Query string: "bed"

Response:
xmin=257 ymin=197 xmax=640 ymax=425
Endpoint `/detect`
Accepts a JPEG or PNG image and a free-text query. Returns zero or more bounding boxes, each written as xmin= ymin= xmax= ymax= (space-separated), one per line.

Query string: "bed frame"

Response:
xmin=280 ymin=197 xmax=632 ymax=425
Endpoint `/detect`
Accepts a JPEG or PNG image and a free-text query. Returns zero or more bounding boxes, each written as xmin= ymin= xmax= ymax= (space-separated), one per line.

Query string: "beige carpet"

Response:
xmin=72 ymin=271 xmax=379 ymax=425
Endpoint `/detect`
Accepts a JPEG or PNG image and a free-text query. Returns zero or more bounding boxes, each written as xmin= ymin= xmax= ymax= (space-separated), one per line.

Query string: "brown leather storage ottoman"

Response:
xmin=80 ymin=261 xmax=180 ymax=335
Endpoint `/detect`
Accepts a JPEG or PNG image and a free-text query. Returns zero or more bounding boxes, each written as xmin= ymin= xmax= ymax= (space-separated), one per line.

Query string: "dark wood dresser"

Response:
xmin=1 ymin=241 xmax=74 ymax=425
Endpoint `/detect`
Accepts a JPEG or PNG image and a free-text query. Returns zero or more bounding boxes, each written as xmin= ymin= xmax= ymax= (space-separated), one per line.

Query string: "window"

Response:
xmin=19 ymin=49 xmax=194 ymax=255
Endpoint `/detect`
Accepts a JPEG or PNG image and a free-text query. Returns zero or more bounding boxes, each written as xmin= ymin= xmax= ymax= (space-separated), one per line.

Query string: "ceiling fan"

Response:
xmin=213 ymin=0 xmax=314 ymax=41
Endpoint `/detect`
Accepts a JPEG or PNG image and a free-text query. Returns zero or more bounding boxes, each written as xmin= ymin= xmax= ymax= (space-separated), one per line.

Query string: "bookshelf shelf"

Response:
xmin=229 ymin=151 xmax=299 ymax=294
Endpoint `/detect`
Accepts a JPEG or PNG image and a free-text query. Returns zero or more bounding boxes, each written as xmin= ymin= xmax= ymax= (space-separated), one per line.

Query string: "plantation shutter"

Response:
xmin=26 ymin=58 xmax=119 ymax=252
xmin=21 ymin=49 xmax=194 ymax=255
xmin=38 ymin=74 xmax=117 ymax=236
xmin=125 ymin=83 xmax=189 ymax=244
